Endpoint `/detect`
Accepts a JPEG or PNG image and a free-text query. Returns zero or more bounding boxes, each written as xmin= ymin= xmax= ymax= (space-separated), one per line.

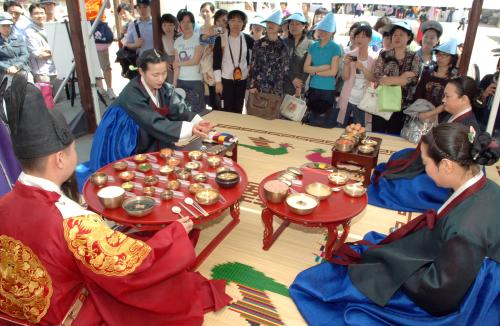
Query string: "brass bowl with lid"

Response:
xmin=305 ymin=182 xmax=332 ymax=200
xmin=90 ymin=172 xmax=108 ymax=187
xmin=195 ymin=188 xmax=220 ymax=205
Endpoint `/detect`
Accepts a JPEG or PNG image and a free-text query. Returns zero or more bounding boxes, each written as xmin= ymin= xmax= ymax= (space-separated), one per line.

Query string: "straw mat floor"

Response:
xmin=190 ymin=111 xmax=500 ymax=326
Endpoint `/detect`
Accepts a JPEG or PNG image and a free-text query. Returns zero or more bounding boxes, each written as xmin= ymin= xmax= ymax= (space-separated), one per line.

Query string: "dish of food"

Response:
xmin=328 ymin=172 xmax=349 ymax=185
xmin=193 ymin=173 xmax=208 ymax=183
xmin=335 ymin=139 xmax=354 ymax=152
xmin=305 ymin=182 xmax=332 ymax=200
xmin=207 ymin=156 xmax=222 ymax=168
xmin=263 ymin=180 xmax=289 ymax=203
xmin=185 ymin=161 xmax=200 ymax=171
xmin=343 ymin=183 xmax=367 ymax=197
xmin=160 ymin=190 xmax=173 ymax=201
xmin=215 ymin=171 xmax=240 ymax=188
xmin=361 ymin=138 xmax=377 ymax=146
xmin=97 ymin=186 xmax=125 ymax=209
xmin=118 ymin=171 xmax=135 ymax=182
xmin=90 ymin=172 xmax=108 ymax=187
xmin=143 ymin=175 xmax=159 ymax=186
xmin=159 ymin=148 xmax=173 ymax=158
xmin=286 ymin=193 xmax=319 ymax=215
xmin=166 ymin=180 xmax=180 ymax=190
xmin=175 ymin=168 xmax=191 ymax=180
xmin=188 ymin=182 xmax=205 ymax=194
xmin=357 ymin=144 xmax=375 ymax=154
xmin=159 ymin=165 xmax=174 ymax=175
xmin=112 ymin=161 xmax=128 ymax=171
xmin=133 ymin=154 xmax=147 ymax=163
xmin=195 ymin=188 xmax=220 ymax=205
xmin=188 ymin=150 xmax=203 ymax=161
xmin=167 ymin=157 xmax=181 ymax=167
xmin=122 ymin=196 xmax=155 ymax=217
xmin=121 ymin=181 xmax=134 ymax=192
xmin=142 ymin=186 xmax=156 ymax=197
xmin=137 ymin=162 xmax=152 ymax=173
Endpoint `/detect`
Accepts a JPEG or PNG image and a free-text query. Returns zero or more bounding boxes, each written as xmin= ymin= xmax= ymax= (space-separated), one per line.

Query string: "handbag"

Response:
xmin=35 ymin=82 xmax=55 ymax=109
xmin=247 ymin=92 xmax=282 ymax=120
xmin=280 ymin=94 xmax=307 ymax=122
xmin=115 ymin=20 xmax=140 ymax=79
xmin=377 ymin=85 xmax=402 ymax=112
xmin=358 ymin=86 xmax=392 ymax=121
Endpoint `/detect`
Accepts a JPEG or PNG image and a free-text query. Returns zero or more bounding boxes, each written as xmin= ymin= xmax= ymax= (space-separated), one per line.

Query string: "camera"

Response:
xmin=215 ymin=27 xmax=224 ymax=35
xmin=350 ymin=56 xmax=358 ymax=62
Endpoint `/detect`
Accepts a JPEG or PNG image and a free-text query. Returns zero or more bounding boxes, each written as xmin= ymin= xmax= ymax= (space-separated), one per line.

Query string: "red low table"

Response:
xmin=83 ymin=151 xmax=248 ymax=270
xmin=258 ymin=169 xmax=367 ymax=259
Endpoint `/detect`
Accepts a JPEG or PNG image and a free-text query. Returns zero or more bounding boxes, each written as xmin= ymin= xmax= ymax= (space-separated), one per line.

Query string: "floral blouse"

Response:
xmin=374 ymin=48 xmax=421 ymax=107
xmin=248 ymin=36 xmax=290 ymax=96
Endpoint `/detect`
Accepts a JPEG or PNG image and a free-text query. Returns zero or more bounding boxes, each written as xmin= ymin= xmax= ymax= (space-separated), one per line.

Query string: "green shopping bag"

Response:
xmin=376 ymin=85 xmax=402 ymax=112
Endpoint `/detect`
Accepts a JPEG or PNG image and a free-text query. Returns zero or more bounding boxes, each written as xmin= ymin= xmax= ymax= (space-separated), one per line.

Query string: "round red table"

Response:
xmin=83 ymin=151 xmax=248 ymax=269
xmin=258 ymin=168 xmax=367 ymax=259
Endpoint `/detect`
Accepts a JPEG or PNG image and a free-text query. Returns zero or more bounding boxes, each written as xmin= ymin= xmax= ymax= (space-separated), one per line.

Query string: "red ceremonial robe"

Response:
xmin=0 ymin=176 xmax=231 ymax=325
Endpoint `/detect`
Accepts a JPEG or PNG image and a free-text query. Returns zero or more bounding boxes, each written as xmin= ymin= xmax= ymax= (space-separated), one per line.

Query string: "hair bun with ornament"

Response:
xmin=470 ymin=128 xmax=500 ymax=166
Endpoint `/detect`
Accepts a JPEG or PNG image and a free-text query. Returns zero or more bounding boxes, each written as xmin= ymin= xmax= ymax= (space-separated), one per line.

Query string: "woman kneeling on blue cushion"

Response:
xmin=290 ymin=123 xmax=500 ymax=325
xmin=368 ymin=76 xmax=481 ymax=212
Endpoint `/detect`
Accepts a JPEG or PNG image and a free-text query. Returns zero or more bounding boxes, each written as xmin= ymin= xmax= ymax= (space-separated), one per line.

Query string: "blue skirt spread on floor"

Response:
xmin=75 ymin=106 xmax=138 ymax=191
xmin=367 ymin=148 xmax=451 ymax=212
xmin=289 ymin=232 xmax=500 ymax=326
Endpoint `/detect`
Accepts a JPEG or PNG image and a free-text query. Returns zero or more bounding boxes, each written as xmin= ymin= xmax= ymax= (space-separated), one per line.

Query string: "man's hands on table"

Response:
xmin=177 ymin=216 xmax=193 ymax=233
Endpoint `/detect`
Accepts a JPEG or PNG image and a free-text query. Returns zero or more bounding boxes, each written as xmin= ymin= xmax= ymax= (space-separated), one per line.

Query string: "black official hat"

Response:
xmin=2 ymin=73 xmax=73 ymax=159
xmin=136 ymin=0 xmax=151 ymax=6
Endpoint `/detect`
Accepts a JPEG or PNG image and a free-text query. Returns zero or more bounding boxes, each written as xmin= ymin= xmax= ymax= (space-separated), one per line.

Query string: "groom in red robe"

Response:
xmin=0 ymin=73 xmax=231 ymax=325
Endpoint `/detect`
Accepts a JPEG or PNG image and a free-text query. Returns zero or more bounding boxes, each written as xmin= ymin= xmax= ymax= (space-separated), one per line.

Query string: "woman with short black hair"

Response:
xmin=213 ymin=10 xmax=253 ymax=113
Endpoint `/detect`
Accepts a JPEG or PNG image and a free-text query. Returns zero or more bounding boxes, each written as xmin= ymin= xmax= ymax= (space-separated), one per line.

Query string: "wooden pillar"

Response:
xmin=458 ymin=0 xmax=483 ymax=76
xmin=151 ymin=0 xmax=162 ymax=51
xmin=113 ymin=0 xmax=121 ymax=41
xmin=66 ymin=0 xmax=97 ymax=132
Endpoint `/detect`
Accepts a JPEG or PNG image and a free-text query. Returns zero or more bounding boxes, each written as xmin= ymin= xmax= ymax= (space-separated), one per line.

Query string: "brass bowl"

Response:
xmin=343 ymin=183 xmax=367 ymax=197
xmin=216 ymin=166 xmax=231 ymax=174
xmin=335 ymin=139 xmax=354 ymax=152
xmin=167 ymin=156 xmax=181 ymax=167
xmin=207 ymin=156 xmax=222 ymax=168
xmin=361 ymin=138 xmax=377 ymax=146
xmin=263 ymin=180 xmax=289 ymax=204
xmin=112 ymin=161 xmax=128 ymax=171
xmin=143 ymin=175 xmax=159 ymax=186
xmin=357 ymin=144 xmax=375 ymax=154
xmin=97 ymin=186 xmax=125 ymax=209
xmin=142 ymin=186 xmax=156 ymax=197
xmin=188 ymin=182 xmax=205 ymax=194
xmin=328 ymin=172 xmax=349 ymax=185
xmin=118 ymin=171 xmax=135 ymax=182
xmin=305 ymin=182 xmax=332 ymax=200
xmin=159 ymin=165 xmax=174 ymax=175
xmin=137 ymin=162 xmax=152 ymax=173
xmin=286 ymin=193 xmax=319 ymax=215
xmin=166 ymin=180 xmax=180 ymax=190
xmin=133 ymin=154 xmax=147 ymax=163
xmin=185 ymin=161 xmax=200 ymax=171
xmin=193 ymin=173 xmax=208 ymax=183
xmin=121 ymin=181 xmax=135 ymax=192
xmin=286 ymin=167 xmax=302 ymax=177
xmin=90 ymin=172 xmax=108 ymax=187
xmin=175 ymin=168 xmax=191 ymax=180
xmin=160 ymin=190 xmax=173 ymax=201
xmin=195 ymin=188 xmax=220 ymax=205
xmin=215 ymin=170 xmax=240 ymax=189
xmin=159 ymin=148 xmax=173 ymax=159
xmin=122 ymin=196 xmax=155 ymax=217
xmin=188 ymin=150 xmax=203 ymax=161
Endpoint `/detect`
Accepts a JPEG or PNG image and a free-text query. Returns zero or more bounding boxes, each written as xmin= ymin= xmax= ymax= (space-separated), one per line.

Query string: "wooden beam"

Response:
xmin=66 ymin=0 xmax=96 ymax=132
xmin=458 ymin=0 xmax=483 ymax=76
xmin=151 ymin=0 xmax=162 ymax=51
xmin=113 ymin=0 xmax=121 ymax=42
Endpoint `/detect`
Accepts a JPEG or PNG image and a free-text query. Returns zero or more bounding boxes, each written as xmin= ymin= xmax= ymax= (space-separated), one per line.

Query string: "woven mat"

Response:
xmin=192 ymin=111 xmax=500 ymax=325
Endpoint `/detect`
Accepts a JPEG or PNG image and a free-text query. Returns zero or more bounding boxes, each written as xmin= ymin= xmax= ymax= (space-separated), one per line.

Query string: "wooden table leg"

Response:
xmin=262 ymin=208 xmax=290 ymax=251
xmin=191 ymin=202 xmax=241 ymax=270
xmin=324 ymin=225 xmax=339 ymax=260
xmin=337 ymin=221 xmax=351 ymax=250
